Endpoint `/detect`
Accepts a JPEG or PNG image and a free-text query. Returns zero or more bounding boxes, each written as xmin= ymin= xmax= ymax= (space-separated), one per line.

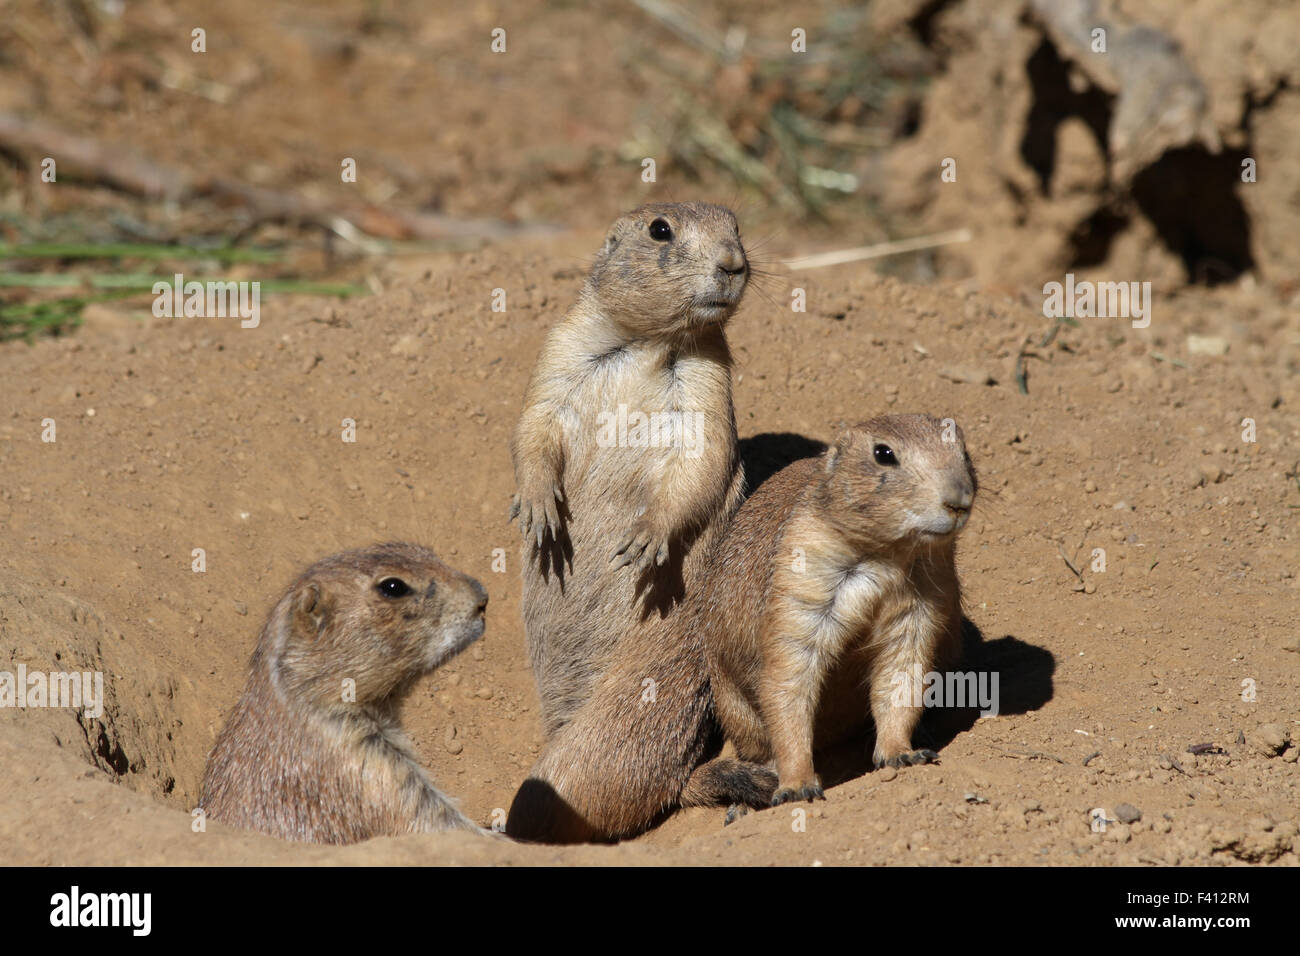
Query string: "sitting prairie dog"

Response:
xmin=510 ymin=201 xmax=749 ymax=734
xmin=703 ymin=414 xmax=977 ymax=804
xmin=199 ymin=543 xmax=489 ymax=844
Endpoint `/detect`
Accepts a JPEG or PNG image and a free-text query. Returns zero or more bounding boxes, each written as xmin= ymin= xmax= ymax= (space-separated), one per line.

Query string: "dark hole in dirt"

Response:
xmin=1020 ymin=35 xmax=1254 ymax=285
xmin=907 ymin=0 xmax=958 ymax=50
xmin=1019 ymin=37 xmax=1113 ymax=194
xmin=94 ymin=724 xmax=130 ymax=776
xmin=1068 ymin=207 xmax=1130 ymax=268
xmin=1130 ymin=146 xmax=1255 ymax=285
xmin=896 ymin=97 xmax=923 ymax=139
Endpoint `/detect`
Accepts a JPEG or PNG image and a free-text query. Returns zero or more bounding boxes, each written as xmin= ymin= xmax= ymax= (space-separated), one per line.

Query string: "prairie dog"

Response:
xmin=505 ymin=203 xmax=778 ymax=841
xmin=510 ymin=202 xmax=749 ymax=733
xmin=703 ymin=415 xmax=977 ymax=804
xmin=199 ymin=543 xmax=489 ymax=844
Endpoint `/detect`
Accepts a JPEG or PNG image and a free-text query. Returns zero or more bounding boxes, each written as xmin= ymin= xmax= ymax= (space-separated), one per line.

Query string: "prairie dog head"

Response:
xmin=266 ymin=542 xmax=488 ymax=709
xmin=816 ymin=414 xmax=977 ymax=553
xmin=585 ymin=202 xmax=749 ymax=338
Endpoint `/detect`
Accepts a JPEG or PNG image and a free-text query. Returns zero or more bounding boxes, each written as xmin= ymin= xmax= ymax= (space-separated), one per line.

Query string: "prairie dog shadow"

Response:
xmin=739 ymin=432 xmax=827 ymax=495
xmin=817 ymin=620 xmax=1056 ymax=788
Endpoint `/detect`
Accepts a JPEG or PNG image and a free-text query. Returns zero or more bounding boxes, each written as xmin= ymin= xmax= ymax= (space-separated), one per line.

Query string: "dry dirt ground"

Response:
xmin=1 ymin=234 xmax=1297 ymax=865
xmin=0 ymin=0 xmax=1297 ymax=866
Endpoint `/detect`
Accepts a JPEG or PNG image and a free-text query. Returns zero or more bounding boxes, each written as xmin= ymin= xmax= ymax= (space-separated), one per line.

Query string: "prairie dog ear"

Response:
xmin=291 ymin=582 xmax=332 ymax=638
xmin=824 ymin=428 xmax=855 ymax=473
xmin=599 ymin=223 xmax=624 ymax=259
xmin=823 ymin=442 xmax=842 ymax=474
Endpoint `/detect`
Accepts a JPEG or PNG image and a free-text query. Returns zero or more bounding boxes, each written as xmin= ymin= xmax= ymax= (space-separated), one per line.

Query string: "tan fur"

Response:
xmin=199 ymin=543 xmax=488 ymax=844
xmin=703 ymin=414 xmax=977 ymax=803
xmin=506 ymin=203 xmax=776 ymax=841
xmin=511 ymin=202 xmax=749 ymax=732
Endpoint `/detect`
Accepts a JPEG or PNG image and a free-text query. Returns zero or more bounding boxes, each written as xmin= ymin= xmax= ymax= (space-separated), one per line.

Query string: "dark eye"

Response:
xmin=873 ymin=444 xmax=898 ymax=466
xmin=377 ymin=577 xmax=413 ymax=599
xmin=648 ymin=218 xmax=673 ymax=242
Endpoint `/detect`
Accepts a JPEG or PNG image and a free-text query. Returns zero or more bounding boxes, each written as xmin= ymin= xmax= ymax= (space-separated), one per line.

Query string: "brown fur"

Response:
xmin=199 ymin=543 xmax=488 ymax=844
xmin=702 ymin=414 xmax=977 ymax=803
xmin=506 ymin=203 xmax=775 ymax=841
xmin=505 ymin=588 xmax=777 ymax=842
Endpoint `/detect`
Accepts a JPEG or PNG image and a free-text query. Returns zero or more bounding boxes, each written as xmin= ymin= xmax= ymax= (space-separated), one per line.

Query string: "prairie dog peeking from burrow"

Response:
xmin=199 ymin=543 xmax=489 ymax=844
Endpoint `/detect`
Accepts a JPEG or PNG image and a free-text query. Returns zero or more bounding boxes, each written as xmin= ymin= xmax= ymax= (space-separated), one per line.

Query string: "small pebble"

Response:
xmin=1114 ymin=802 xmax=1142 ymax=824
xmin=442 ymin=724 xmax=463 ymax=755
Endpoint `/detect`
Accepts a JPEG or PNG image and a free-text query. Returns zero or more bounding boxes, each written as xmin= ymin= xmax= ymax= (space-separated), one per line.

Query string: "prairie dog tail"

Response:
xmin=504 ymin=663 xmax=710 ymax=842
xmin=505 ymin=642 xmax=775 ymax=842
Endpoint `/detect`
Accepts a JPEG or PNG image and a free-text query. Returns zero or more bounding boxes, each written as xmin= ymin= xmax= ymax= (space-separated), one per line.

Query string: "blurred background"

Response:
xmin=0 ymin=0 xmax=1297 ymax=339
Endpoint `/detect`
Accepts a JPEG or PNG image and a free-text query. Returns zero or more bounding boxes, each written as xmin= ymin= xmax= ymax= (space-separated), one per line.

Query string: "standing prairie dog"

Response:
xmin=199 ymin=543 xmax=489 ymax=844
xmin=703 ymin=415 xmax=977 ymax=804
xmin=510 ymin=202 xmax=749 ymax=734
xmin=505 ymin=203 xmax=779 ymax=842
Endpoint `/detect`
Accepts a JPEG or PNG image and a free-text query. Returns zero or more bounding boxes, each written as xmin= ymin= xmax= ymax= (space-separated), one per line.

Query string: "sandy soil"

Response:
xmin=1 ymin=236 xmax=1297 ymax=865
xmin=0 ymin=0 xmax=1296 ymax=865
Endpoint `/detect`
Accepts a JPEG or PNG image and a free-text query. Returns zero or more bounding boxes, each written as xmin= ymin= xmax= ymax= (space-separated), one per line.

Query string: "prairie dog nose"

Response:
xmin=716 ymin=243 xmax=747 ymax=277
xmin=426 ymin=576 xmax=489 ymax=615
xmin=468 ymin=578 xmax=489 ymax=615
xmin=943 ymin=477 xmax=974 ymax=514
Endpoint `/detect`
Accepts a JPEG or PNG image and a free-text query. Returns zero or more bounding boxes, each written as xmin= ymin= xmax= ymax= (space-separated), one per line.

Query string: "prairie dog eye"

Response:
xmin=377 ymin=577 xmax=413 ymax=598
xmin=873 ymin=444 xmax=898 ymax=466
xmin=648 ymin=218 xmax=673 ymax=242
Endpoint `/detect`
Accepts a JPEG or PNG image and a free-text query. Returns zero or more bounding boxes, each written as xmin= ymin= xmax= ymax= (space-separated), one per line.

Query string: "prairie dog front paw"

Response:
xmin=609 ymin=516 xmax=670 ymax=572
xmin=510 ymin=478 xmax=564 ymax=548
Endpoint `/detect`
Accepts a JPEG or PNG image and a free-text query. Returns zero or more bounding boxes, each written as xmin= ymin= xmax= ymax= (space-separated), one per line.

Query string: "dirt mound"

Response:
xmin=873 ymin=0 xmax=1300 ymax=288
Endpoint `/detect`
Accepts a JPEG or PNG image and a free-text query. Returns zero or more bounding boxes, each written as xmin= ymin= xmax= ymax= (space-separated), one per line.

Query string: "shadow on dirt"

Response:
xmin=740 ymin=431 xmax=827 ymax=494
xmin=818 ymin=620 xmax=1057 ymax=789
